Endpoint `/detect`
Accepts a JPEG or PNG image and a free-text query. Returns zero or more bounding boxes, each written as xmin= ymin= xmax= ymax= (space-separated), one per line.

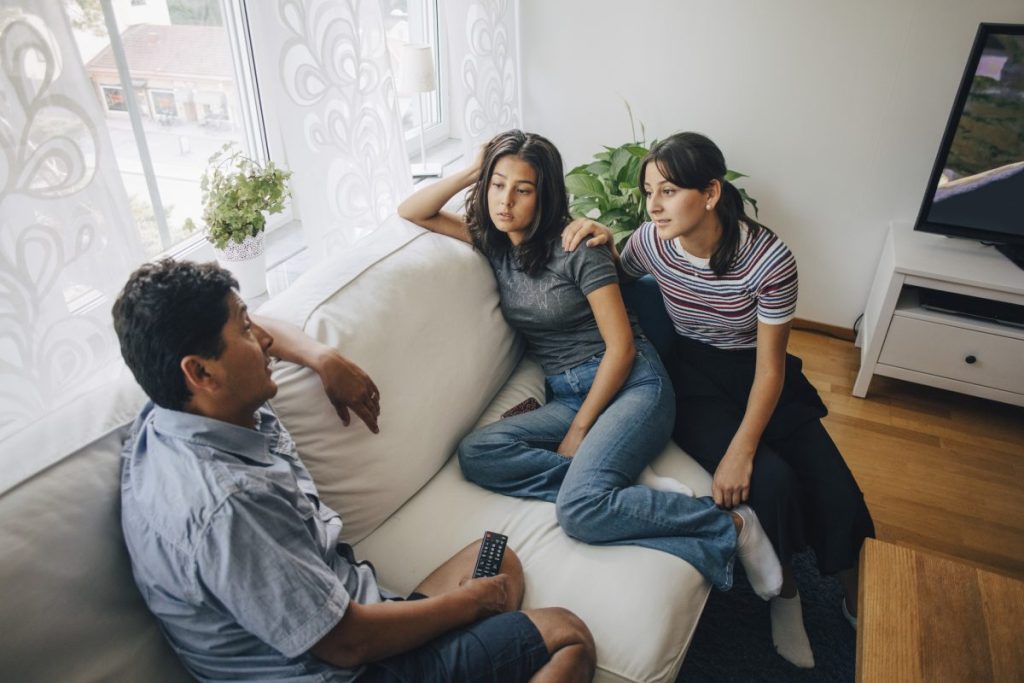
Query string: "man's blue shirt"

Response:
xmin=120 ymin=402 xmax=383 ymax=682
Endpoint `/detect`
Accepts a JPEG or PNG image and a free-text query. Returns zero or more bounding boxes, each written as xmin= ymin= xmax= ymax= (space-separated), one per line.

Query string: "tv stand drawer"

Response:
xmin=878 ymin=316 xmax=1024 ymax=394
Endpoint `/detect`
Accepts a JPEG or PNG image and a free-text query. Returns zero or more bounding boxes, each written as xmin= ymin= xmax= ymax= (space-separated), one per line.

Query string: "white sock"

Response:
xmin=637 ymin=466 xmax=694 ymax=497
xmin=771 ymin=592 xmax=815 ymax=668
xmin=733 ymin=505 xmax=782 ymax=600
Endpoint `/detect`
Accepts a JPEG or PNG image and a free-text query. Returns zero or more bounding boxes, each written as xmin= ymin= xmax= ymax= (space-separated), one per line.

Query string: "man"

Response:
xmin=113 ymin=259 xmax=595 ymax=682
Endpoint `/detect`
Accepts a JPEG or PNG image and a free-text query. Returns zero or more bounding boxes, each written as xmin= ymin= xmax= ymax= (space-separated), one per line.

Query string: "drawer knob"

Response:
xmin=965 ymin=355 xmax=977 ymax=365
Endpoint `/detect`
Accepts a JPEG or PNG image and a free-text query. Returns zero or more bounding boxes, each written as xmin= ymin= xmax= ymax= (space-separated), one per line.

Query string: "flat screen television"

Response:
xmin=914 ymin=22 xmax=1024 ymax=269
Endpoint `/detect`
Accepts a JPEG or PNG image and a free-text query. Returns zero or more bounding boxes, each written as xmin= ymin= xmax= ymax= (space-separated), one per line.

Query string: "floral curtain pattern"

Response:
xmin=445 ymin=0 xmax=521 ymax=155
xmin=0 ymin=5 xmax=142 ymax=443
xmin=250 ymin=0 xmax=412 ymax=255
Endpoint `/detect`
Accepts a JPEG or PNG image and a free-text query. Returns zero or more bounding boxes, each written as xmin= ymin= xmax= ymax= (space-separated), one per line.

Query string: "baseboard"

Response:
xmin=792 ymin=317 xmax=856 ymax=342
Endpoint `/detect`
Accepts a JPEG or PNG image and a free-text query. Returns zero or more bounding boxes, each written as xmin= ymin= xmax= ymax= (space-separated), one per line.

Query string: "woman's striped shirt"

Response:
xmin=620 ymin=222 xmax=798 ymax=349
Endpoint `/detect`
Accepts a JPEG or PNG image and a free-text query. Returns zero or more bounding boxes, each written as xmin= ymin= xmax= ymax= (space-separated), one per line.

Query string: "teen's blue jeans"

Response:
xmin=458 ymin=339 xmax=737 ymax=590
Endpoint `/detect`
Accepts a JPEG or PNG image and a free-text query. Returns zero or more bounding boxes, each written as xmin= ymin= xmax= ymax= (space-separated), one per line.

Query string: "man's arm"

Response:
xmin=310 ymin=574 xmax=512 ymax=668
xmin=253 ymin=315 xmax=380 ymax=433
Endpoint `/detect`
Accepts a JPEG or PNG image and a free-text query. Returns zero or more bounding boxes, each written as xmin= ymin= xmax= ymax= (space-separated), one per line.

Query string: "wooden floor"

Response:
xmin=788 ymin=329 xmax=1024 ymax=580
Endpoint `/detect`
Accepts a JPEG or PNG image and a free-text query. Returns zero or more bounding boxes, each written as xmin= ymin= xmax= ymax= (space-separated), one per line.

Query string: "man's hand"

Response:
xmin=315 ymin=351 xmax=381 ymax=433
xmin=459 ymin=574 xmax=513 ymax=618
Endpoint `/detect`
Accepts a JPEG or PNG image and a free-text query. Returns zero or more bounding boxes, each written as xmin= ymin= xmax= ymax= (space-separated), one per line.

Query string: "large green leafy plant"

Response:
xmin=565 ymin=115 xmax=759 ymax=250
xmin=184 ymin=143 xmax=292 ymax=250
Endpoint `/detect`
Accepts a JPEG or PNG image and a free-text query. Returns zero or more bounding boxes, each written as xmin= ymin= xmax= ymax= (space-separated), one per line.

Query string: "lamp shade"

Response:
xmin=397 ymin=44 xmax=436 ymax=95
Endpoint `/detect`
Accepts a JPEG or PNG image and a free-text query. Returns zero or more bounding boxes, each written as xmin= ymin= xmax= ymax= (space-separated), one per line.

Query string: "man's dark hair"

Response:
xmin=112 ymin=259 xmax=238 ymax=410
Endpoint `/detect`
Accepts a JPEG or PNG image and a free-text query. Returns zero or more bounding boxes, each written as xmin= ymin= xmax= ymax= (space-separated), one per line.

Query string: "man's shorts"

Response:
xmin=361 ymin=610 xmax=549 ymax=682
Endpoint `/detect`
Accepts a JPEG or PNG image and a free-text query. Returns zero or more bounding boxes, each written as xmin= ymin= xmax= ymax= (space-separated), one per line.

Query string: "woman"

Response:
xmin=397 ymin=130 xmax=782 ymax=598
xmin=564 ymin=132 xmax=875 ymax=668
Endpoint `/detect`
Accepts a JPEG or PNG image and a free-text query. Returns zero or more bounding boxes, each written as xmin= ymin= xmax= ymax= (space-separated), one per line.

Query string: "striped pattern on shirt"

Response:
xmin=620 ymin=222 xmax=798 ymax=349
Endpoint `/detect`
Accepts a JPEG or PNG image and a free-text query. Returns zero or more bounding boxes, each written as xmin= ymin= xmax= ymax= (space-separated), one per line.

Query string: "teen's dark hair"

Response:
xmin=640 ymin=132 xmax=769 ymax=277
xmin=112 ymin=259 xmax=237 ymax=411
xmin=465 ymin=129 xmax=571 ymax=275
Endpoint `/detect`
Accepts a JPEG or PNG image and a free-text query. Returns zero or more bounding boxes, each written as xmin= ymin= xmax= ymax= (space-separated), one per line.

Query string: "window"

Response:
xmin=379 ymin=0 xmax=448 ymax=150
xmin=64 ymin=0 xmax=268 ymax=257
xmin=101 ymin=84 xmax=126 ymax=111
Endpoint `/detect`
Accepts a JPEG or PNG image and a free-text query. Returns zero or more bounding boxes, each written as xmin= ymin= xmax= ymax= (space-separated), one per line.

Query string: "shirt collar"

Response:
xmin=150 ymin=403 xmax=278 ymax=466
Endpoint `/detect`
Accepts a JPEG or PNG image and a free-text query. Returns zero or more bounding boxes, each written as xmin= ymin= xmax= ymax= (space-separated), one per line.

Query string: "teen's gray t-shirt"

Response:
xmin=486 ymin=240 xmax=642 ymax=375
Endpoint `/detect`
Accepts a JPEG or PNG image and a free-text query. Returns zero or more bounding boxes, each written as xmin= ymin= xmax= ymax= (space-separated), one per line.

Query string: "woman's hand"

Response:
xmin=556 ymin=424 xmax=588 ymax=458
xmin=712 ymin=441 xmax=755 ymax=508
xmin=469 ymin=143 xmax=488 ymax=175
xmin=315 ymin=350 xmax=381 ymax=433
xmin=561 ymin=218 xmax=614 ymax=252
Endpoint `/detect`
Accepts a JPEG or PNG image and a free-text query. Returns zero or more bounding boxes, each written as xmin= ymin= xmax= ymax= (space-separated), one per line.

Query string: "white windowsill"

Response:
xmin=248 ymin=138 xmax=469 ymax=308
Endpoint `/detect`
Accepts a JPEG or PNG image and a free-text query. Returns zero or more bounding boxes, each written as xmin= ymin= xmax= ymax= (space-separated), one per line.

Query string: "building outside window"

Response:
xmin=64 ymin=0 xmax=265 ymax=257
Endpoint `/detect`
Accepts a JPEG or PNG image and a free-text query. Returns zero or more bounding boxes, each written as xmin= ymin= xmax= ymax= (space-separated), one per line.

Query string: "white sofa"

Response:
xmin=0 ymin=215 xmax=718 ymax=683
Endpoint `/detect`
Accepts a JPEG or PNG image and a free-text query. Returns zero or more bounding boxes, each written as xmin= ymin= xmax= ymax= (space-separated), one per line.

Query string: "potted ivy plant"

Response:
xmin=565 ymin=107 xmax=758 ymax=251
xmin=184 ymin=143 xmax=292 ymax=298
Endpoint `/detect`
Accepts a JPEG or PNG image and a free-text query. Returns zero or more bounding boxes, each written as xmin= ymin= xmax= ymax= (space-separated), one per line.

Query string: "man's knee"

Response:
xmin=523 ymin=607 xmax=596 ymax=666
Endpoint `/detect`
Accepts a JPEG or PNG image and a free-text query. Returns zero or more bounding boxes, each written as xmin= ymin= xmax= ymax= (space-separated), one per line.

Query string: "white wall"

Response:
xmin=519 ymin=1 xmax=1024 ymax=328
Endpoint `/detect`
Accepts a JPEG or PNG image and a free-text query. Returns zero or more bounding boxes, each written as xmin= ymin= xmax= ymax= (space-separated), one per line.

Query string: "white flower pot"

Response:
xmin=214 ymin=233 xmax=267 ymax=299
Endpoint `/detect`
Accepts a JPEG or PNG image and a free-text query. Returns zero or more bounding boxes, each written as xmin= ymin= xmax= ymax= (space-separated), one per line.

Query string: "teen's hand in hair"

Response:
xmin=561 ymin=217 xmax=614 ymax=252
xmin=470 ymin=142 xmax=488 ymax=175
xmin=316 ymin=350 xmax=381 ymax=433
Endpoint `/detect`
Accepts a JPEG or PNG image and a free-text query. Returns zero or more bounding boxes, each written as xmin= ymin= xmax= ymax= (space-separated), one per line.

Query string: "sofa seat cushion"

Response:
xmin=354 ymin=358 xmax=716 ymax=683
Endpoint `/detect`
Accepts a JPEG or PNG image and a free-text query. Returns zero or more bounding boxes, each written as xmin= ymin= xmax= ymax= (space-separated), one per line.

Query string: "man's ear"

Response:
xmin=181 ymin=355 xmax=220 ymax=397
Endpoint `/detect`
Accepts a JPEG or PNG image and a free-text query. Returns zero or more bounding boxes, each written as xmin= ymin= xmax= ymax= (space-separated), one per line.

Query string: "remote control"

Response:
xmin=472 ymin=531 xmax=508 ymax=578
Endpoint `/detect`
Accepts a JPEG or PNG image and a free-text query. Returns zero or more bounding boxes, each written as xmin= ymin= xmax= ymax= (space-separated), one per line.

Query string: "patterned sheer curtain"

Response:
xmin=0 ymin=5 xmax=143 ymax=445
xmin=444 ymin=0 xmax=522 ymax=156
xmin=248 ymin=0 xmax=413 ymax=256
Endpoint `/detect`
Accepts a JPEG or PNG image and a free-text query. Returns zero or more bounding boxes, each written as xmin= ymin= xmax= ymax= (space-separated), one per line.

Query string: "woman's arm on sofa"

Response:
xmin=309 ymin=574 xmax=512 ymax=669
xmin=397 ymin=149 xmax=483 ymax=244
xmin=254 ymin=315 xmax=380 ymax=433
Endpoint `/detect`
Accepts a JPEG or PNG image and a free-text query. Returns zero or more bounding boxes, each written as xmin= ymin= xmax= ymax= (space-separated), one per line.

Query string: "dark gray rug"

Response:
xmin=677 ymin=550 xmax=855 ymax=682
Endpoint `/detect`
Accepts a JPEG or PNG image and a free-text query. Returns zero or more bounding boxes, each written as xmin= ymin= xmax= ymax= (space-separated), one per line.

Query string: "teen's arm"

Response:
xmin=557 ymin=283 xmax=636 ymax=457
xmin=712 ymin=320 xmax=789 ymax=508
xmin=253 ymin=315 xmax=380 ymax=433
xmin=396 ymin=149 xmax=485 ymax=244
xmin=310 ymin=574 xmax=512 ymax=668
xmin=561 ymin=218 xmax=638 ymax=282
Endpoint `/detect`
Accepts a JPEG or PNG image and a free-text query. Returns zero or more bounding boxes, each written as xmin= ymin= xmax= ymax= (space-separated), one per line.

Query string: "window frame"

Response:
xmin=90 ymin=0 xmax=289 ymax=257
xmin=397 ymin=0 xmax=449 ymax=151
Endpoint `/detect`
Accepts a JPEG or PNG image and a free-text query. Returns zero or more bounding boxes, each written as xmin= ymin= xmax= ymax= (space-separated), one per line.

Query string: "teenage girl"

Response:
xmin=564 ymin=132 xmax=875 ymax=668
xmin=398 ymin=130 xmax=782 ymax=599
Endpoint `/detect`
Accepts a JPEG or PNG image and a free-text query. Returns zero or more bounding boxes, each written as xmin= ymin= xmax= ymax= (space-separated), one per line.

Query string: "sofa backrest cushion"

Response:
xmin=261 ymin=216 xmax=521 ymax=543
xmin=0 ymin=424 xmax=191 ymax=681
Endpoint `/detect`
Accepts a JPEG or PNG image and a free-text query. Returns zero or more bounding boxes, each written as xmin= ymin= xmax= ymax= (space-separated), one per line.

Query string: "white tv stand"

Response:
xmin=854 ymin=221 xmax=1024 ymax=407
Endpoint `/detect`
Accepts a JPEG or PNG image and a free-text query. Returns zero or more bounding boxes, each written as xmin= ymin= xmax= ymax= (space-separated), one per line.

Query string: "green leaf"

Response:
xmin=570 ymin=198 xmax=600 ymax=217
xmin=609 ymin=147 xmax=633 ymax=184
xmin=738 ymin=188 xmax=759 ymax=217
xmin=724 ymin=169 xmax=748 ymax=182
xmin=586 ymin=161 xmax=611 ymax=175
xmin=565 ymin=173 xmax=604 ymax=198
